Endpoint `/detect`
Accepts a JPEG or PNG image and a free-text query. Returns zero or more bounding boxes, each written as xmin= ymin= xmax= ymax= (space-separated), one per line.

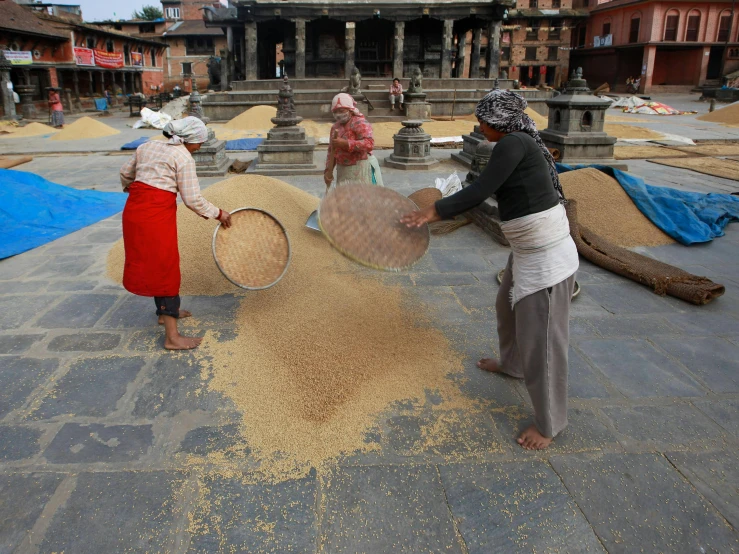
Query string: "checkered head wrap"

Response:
xmin=475 ymin=89 xmax=563 ymax=200
xmin=164 ymin=116 xmax=209 ymax=145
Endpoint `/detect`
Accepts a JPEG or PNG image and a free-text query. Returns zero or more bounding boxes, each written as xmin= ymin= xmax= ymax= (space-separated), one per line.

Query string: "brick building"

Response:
xmin=570 ymin=0 xmax=739 ymax=92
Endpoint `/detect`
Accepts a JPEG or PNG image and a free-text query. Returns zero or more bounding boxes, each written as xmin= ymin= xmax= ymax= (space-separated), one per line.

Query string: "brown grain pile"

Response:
xmin=614 ymin=146 xmax=692 ymax=160
xmin=603 ymin=123 xmax=664 ymax=140
xmin=696 ymin=101 xmax=739 ymax=126
xmin=648 ymin=157 xmax=739 ymax=181
xmin=560 ymin=168 xmax=674 ymax=247
xmin=223 ymin=105 xmax=277 ymax=130
xmin=0 ymin=122 xmax=58 ymax=138
xmin=50 ymin=116 xmax=120 ymax=141
xmin=107 ymin=176 xmax=471 ymax=480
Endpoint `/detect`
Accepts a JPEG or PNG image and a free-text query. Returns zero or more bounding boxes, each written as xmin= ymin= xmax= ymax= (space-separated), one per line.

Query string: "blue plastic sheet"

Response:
xmin=94 ymin=98 xmax=109 ymax=111
xmin=0 ymin=169 xmax=127 ymax=259
xmin=121 ymin=136 xmax=151 ymax=150
xmin=557 ymin=163 xmax=739 ymax=245
xmin=225 ymin=138 xmax=264 ymax=151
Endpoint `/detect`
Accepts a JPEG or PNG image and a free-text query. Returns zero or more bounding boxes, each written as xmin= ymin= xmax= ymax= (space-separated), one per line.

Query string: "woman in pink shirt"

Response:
xmin=48 ymin=88 xmax=64 ymax=128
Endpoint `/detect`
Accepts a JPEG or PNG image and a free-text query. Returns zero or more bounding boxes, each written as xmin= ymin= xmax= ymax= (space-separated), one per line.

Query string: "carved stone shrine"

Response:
xmin=385 ymin=120 xmax=439 ymax=170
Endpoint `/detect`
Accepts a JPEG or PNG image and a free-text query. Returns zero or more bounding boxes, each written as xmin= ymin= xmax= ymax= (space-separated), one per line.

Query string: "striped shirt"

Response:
xmin=120 ymin=140 xmax=219 ymax=220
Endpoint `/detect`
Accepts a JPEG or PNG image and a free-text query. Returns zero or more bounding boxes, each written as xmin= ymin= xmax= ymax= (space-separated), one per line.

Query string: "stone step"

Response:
xmin=230 ymin=77 xmax=510 ymax=92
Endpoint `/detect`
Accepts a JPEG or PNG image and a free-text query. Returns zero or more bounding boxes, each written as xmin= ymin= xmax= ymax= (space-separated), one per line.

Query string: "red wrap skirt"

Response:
xmin=122 ymin=182 xmax=181 ymax=297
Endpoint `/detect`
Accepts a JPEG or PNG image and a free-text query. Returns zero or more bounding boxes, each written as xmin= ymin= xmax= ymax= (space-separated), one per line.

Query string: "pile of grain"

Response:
xmin=107 ymin=176 xmax=469 ymax=479
xmin=614 ymin=145 xmax=691 ymax=160
xmin=560 ymin=168 xmax=674 ymax=247
xmin=50 ymin=116 xmax=120 ymax=141
xmin=0 ymin=122 xmax=57 ymax=138
xmin=696 ymin=101 xmax=739 ymax=126
xmin=603 ymin=123 xmax=664 ymax=140
xmin=648 ymin=157 xmax=739 ymax=181
xmin=223 ymin=105 xmax=277 ymax=130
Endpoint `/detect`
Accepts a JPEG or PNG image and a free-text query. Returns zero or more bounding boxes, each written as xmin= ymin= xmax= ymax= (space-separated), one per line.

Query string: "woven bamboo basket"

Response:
xmin=408 ymin=187 xmax=442 ymax=210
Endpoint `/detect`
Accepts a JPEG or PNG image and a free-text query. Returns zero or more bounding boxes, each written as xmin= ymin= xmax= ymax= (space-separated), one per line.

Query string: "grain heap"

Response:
xmin=602 ymin=123 xmax=663 ymax=140
xmin=107 ymin=175 xmax=471 ymax=480
xmin=223 ymin=105 xmax=277 ymax=131
xmin=0 ymin=122 xmax=57 ymax=138
xmin=50 ymin=116 xmax=120 ymax=141
xmin=648 ymin=157 xmax=739 ymax=181
xmin=696 ymin=101 xmax=739 ymax=126
xmin=560 ymin=168 xmax=674 ymax=247
xmin=614 ymin=145 xmax=691 ymax=160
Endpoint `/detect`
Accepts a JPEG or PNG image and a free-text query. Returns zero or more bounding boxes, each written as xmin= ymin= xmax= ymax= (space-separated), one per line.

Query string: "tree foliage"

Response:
xmin=132 ymin=5 xmax=163 ymax=21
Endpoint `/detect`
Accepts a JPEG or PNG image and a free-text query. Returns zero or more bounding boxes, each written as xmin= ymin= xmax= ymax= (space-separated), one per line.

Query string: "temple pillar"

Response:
xmin=456 ymin=33 xmax=467 ymax=78
xmin=640 ymin=44 xmax=657 ymax=93
xmin=393 ymin=21 xmax=404 ymax=78
xmin=470 ymin=28 xmax=482 ymax=78
xmin=344 ymin=22 xmax=356 ymax=79
xmin=0 ymin=51 xmax=16 ymax=120
xmin=295 ymin=19 xmax=306 ymax=78
xmin=486 ymin=20 xmax=502 ymax=79
xmin=441 ymin=19 xmax=454 ymax=78
xmin=244 ymin=21 xmax=257 ymax=80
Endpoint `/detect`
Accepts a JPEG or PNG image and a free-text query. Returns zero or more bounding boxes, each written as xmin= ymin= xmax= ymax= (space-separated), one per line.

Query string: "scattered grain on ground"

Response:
xmin=614 ymin=146 xmax=693 ymax=160
xmin=673 ymin=144 xmax=739 ymax=157
xmin=603 ymin=123 xmax=664 ymax=140
xmin=223 ymin=105 xmax=277 ymax=130
xmin=107 ymin=176 xmax=474 ymax=482
xmin=0 ymin=155 xmax=33 ymax=169
xmin=560 ymin=168 xmax=675 ymax=247
xmin=50 ymin=116 xmax=120 ymax=141
xmin=604 ymin=113 xmax=652 ymax=123
xmin=0 ymin=122 xmax=58 ymax=138
xmin=647 ymin=157 xmax=739 ymax=181
xmin=696 ymin=101 xmax=739 ymax=126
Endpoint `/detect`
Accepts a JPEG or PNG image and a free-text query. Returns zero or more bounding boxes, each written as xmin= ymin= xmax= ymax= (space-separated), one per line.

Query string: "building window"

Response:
xmin=186 ymin=38 xmax=215 ymax=56
xmin=139 ymin=23 xmax=155 ymax=34
xmin=182 ymin=62 xmax=192 ymax=75
xmin=165 ymin=7 xmax=181 ymax=19
xmin=150 ymin=49 xmax=156 ymax=67
xmin=629 ymin=17 xmax=640 ymax=43
xmin=718 ymin=13 xmax=731 ymax=42
xmin=106 ymin=40 xmax=114 ymax=53
xmin=603 ymin=22 xmax=611 ymax=36
xmin=527 ymin=20 xmax=540 ymax=41
xmin=124 ymin=45 xmax=131 ymax=65
xmin=525 ymin=47 xmax=538 ymax=60
xmin=686 ymin=12 xmax=700 ymax=42
xmin=578 ymin=26 xmax=587 ymax=47
xmin=501 ymin=47 xmax=511 ymax=61
xmin=548 ymin=46 xmax=558 ymax=60
xmin=664 ymin=14 xmax=679 ymax=41
xmin=114 ymin=24 xmax=122 ymax=31
xmin=552 ymin=0 xmax=561 ymax=8
xmin=549 ymin=21 xmax=561 ymax=39
xmin=86 ymin=37 xmax=96 ymax=49
xmin=529 ymin=0 xmax=538 ymax=7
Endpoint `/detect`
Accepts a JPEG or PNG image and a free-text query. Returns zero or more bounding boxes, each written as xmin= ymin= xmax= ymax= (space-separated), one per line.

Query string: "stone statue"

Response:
xmin=342 ymin=66 xmax=362 ymax=95
xmin=272 ymin=75 xmax=302 ymax=127
xmin=501 ymin=69 xmax=508 ymax=79
xmin=407 ymin=65 xmax=423 ymax=94
xmin=207 ymin=56 xmax=221 ymax=89
xmin=576 ymin=67 xmax=583 ymax=80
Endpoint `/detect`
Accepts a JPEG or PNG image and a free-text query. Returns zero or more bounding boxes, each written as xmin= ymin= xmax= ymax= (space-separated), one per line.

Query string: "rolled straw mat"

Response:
xmin=0 ymin=156 xmax=33 ymax=169
xmin=319 ymin=183 xmax=430 ymax=271
xmin=408 ymin=187 xmax=442 ymax=210
xmin=212 ymin=208 xmax=291 ymax=290
xmin=566 ymin=200 xmax=724 ymax=305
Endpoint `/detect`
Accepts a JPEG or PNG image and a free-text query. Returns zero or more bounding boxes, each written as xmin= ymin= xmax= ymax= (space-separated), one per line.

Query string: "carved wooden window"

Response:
xmin=548 ymin=46 xmax=558 ymax=61
xmin=718 ymin=13 xmax=731 ymax=42
xmin=664 ymin=14 xmax=679 ymax=41
xmin=525 ymin=47 xmax=538 ymax=60
xmin=686 ymin=13 xmax=700 ymax=42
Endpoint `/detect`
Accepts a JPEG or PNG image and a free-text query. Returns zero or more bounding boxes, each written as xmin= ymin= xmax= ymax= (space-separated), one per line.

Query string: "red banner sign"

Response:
xmin=94 ymin=49 xmax=124 ymax=69
xmin=74 ymin=47 xmax=95 ymax=66
xmin=131 ymin=52 xmax=144 ymax=67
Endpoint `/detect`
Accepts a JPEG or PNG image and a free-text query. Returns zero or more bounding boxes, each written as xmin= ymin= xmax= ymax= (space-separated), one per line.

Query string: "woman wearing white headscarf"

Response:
xmin=401 ymin=90 xmax=578 ymax=451
xmin=119 ymin=117 xmax=232 ymax=350
xmin=324 ymin=93 xmax=384 ymax=188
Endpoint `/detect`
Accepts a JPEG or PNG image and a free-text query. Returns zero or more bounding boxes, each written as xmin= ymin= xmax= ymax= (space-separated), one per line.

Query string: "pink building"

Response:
xmin=570 ymin=0 xmax=739 ymax=92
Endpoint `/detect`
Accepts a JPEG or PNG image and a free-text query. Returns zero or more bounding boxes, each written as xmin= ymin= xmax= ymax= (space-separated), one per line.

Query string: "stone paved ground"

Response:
xmin=1 ymin=102 xmax=738 ymax=553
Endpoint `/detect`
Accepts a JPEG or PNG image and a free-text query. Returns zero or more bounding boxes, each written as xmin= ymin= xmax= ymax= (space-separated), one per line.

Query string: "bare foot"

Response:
xmin=477 ymin=358 xmax=503 ymax=373
xmin=517 ymin=424 xmax=553 ymax=450
xmin=164 ymin=334 xmax=202 ymax=350
xmin=158 ymin=310 xmax=192 ymax=325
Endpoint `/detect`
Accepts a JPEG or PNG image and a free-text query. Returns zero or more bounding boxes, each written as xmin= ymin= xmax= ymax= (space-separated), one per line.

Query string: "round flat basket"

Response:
xmin=408 ymin=187 xmax=442 ymax=210
xmin=212 ymin=208 xmax=291 ymax=290
xmin=319 ymin=183 xmax=430 ymax=271
xmin=496 ymin=269 xmax=581 ymax=299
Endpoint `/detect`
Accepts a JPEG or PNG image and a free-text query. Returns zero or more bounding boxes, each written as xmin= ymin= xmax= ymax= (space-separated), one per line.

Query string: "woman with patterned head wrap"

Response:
xmin=324 ymin=93 xmax=384 ymax=189
xmin=119 ymin=117 xmax=233 ymax=350
xmin=401 ymin=90 xmax=578 ymax=451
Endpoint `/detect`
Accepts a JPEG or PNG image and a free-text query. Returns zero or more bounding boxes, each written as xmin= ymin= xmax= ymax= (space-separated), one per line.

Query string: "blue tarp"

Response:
xmin=225 ymin=138 xmax=264 ymax=151
xmin=94 ymin=98 xmax=109 ymax=111
xmin=0 ymin=169 xmax=127 ymax=259
xmin=557 ymin=163 xmax=739 ymax=246
xmin=121 ymin=136 xmax=151 ymax=150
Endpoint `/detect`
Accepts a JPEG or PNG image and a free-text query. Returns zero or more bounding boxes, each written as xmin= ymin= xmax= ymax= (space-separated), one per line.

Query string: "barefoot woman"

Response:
xmin=401 ymin=90 xmax=578 ymax=450
xmin=120 ymin=117 xmax=232 ymax=350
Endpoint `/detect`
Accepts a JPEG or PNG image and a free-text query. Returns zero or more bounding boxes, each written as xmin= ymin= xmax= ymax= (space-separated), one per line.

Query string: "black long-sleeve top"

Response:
xmin=435 ymin=132 xmax=559 ymax=222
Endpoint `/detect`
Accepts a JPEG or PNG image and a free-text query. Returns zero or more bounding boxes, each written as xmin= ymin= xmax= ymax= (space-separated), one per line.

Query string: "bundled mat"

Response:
xmin=0 ymin=169 xmax=127 ymax=259
xmin=565 ymin=200 xmax=724 ymax=305
xmin=0 ymin=156 xmax=33 ymax=169
xmin=225 ymin=138 xmax=264 ymax=151
xmin=121 ymin=136 xmax=151 ymax=150
xmin=558 ymin=164 xmax=739 ymax=245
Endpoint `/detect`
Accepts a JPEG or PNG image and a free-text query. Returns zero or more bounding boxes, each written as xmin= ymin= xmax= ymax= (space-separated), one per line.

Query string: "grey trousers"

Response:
xmin=496 ymin=254 xmax=576 ymax=438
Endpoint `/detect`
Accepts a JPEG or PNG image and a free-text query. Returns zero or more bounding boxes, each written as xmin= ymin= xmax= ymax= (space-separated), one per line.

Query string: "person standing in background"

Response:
xmin=48 ymin=88 xmax=64 ymax=128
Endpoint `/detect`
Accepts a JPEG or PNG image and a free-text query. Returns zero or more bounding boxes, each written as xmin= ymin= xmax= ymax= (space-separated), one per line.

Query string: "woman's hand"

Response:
xmin=217 ymin=210 xmax=232 ymax=229
xmin=324 ymin=170 xmax=333 ymax=188
xmin=331 ymin=135 xmax=349 ymax=151
xmin=400 ymin=205 xmax=442 ymax=228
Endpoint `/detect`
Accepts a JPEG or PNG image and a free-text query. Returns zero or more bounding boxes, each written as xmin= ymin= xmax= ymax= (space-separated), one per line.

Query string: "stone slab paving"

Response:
xmin=0 ymin=132 xmax=738 ymax=552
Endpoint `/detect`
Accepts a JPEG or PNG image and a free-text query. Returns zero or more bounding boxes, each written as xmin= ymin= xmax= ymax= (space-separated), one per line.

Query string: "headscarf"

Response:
xmin=475 ymin=89 xmax=563 ymax=200
xmin=163 ymin=116 xmax=209 ymax=145
xmin=331 ymin=93 xmax=363 ymax=117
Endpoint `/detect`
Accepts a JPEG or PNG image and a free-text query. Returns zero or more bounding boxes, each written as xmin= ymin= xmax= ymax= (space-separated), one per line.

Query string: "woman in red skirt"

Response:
xmin=119 ymin=117 xmax=232 ymax=350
